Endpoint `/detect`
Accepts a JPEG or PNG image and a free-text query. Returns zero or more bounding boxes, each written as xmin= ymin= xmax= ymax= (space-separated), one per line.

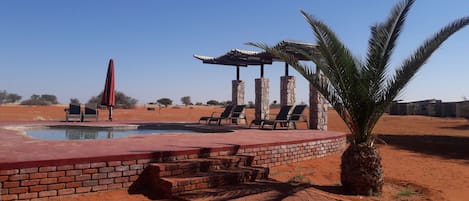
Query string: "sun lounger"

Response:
xmin=287 ymin=105 xmax=308 ymax=129
xmin=65 ymin=103 xmax=82 ymax=122
xmin=199 ymin=105 xmax=234 ymax=124
xmin=208 ymin=105 xmax=246 ymax=125
xmin=82 ymin=104 xmax=99 ymax=122
xmin=250 ymin=105 xmax=292 ymax=128
xmin=228 ymin=105 xmax=247 ymax=125
xmin=249 ymin=105 xmax=293 ymax=128
xmin=261 ymin=105 xmax=307 ymax=129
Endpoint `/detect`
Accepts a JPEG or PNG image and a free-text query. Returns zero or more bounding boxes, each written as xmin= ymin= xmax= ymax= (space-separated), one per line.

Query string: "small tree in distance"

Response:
xmin=87 ymin=91 xmax=137 ymax=109
xmin=0 ymin=90 xmax=22 ymax=104
xmin=248 ymin=101 xmax=255 ymax=108
xmin=222 ymin=100 xmax=232 ymax=106
xmin=157 ymin=98 xmax=173 ymax=107
xmin=21 ymin=94 xmax=58 ymax=105
xmin=70 ymin=98 xmax=80 ymax=104
xmin=206 ymin=100 xmax=219 ymax=105
xmin=9 ymin=94 xmax=22 ymax=103
xmin=41 ymin=94 xmax=58 ymax=104
xmin=181 ymin=96 xmax=192 ymax=106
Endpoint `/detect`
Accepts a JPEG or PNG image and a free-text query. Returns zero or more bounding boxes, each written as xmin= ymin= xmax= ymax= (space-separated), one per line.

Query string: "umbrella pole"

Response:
xmin=109 ymin=106 xmax=113 ymax=121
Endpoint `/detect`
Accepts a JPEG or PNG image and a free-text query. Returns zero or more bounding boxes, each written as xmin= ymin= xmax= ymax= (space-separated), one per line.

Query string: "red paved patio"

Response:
xmin=0 ymin=121 xmax=344 ymax=170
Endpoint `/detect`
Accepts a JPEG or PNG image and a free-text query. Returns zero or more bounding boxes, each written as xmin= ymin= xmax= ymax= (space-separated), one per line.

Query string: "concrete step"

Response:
xmin=184 ymin=155 xmax=254 ymax=170
xmin=148 ymin=161 xmax=200 ymax=177
xmin=148 ymin=155 xmax=254 ymax=178
xmin=147 ymin=155 xmax=269 ymax=197
xmin=210 ymin=155 xmax=254 ymax=167
xmin=153 ymin=166 xmax=269 ymax=195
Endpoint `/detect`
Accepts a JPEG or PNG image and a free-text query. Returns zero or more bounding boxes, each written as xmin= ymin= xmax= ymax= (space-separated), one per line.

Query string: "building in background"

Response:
xmin=389 ymin=99 xmax=469 ymax=118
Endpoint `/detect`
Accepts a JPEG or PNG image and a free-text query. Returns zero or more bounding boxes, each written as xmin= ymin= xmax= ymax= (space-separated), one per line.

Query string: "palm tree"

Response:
xmin=250 ymin=0 xmax=468 ymax=195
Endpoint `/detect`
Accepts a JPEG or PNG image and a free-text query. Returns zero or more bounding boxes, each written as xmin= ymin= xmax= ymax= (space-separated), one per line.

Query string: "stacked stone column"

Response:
xmin=280 ymin=76 xmax=296 ymax=106
xmin=255 ymin=78 xmax=269 ymax=120
xmin=232 ymin=80 xmax=245 ymax=106
xmin=232 ymin=80 xmax=246 ymax=124
xmin=309 ymin=81 xmax=328 ymax=130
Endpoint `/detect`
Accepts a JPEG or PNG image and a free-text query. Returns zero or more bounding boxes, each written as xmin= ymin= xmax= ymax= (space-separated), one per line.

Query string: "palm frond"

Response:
xmin=300 ymin=10 xmax=364 ymax=120
xmin=365 ymin=0 xmax=414 ymax=101
xmin=249 ymin=1 xmax=468 ymax=146
xmin=385 ymin=16 xmax=469 ymax=103
xmin=300 ymin=10 xmax=359 ymax=92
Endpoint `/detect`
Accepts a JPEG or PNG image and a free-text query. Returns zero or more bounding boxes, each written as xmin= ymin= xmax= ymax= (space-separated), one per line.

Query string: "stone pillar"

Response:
xmin=309 ymin=81 xmax=328 ymax=130
xmin=232 ymin=80 xmax=245 ymax=106
xmin=255 ymin=78 xmax=269 ymax=120
xmin=280 ymin=76 xmax=296 ymax=106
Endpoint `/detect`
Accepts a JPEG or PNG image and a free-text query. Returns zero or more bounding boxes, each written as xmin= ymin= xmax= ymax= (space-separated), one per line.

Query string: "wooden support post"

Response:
xmin=285 ymin=62 xmax=289 ymax=76
xmin=260 ymin=64 xmax=264 ymax=78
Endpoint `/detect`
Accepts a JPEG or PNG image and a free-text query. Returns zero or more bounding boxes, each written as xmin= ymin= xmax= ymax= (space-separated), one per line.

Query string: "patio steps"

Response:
xmin=147 ymin=155 xmax=269 ymax=197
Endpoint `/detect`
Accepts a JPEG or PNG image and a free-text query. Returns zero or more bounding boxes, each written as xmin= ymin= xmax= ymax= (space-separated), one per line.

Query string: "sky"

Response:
xmin=1 ymin=0 xmax=468 ymax=105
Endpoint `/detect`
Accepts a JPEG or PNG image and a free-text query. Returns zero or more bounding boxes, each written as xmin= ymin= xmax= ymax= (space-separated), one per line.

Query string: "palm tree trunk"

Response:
xmin=340 ymin=143 xmax=384 ymax=195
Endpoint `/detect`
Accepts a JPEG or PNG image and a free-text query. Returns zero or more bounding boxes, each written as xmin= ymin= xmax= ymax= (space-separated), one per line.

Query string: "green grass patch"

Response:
xmin=396 ymin=187 xmax=416 ymax=197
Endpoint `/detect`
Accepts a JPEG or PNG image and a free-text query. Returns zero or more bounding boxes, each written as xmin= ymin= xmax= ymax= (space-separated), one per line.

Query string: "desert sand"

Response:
xmin=1 ymin=104 xmax=468 ymax=200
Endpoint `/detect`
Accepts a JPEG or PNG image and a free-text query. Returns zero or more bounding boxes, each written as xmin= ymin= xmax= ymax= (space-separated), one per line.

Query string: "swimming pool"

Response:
xmin=24 ymin=124 xmax=229 ymax=140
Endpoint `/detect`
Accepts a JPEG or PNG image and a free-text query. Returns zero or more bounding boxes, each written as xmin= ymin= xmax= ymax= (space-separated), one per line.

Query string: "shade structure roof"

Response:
xmin=272 ymin=40 xmax=320 ymax=61
xmin=194 ymin=49 xmax=273 ymax=67
xmin=193 ymin=40 xmax=319 ymax=67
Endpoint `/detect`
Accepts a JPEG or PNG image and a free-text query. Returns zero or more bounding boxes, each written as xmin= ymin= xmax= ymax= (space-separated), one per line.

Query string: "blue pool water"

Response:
xmin=26 ymin=127 xmax=197 ymax=140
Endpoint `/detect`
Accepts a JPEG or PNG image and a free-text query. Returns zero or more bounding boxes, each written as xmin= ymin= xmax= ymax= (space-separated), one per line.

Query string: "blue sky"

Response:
xmin=1 ymin=0 xmax=468 ymax=104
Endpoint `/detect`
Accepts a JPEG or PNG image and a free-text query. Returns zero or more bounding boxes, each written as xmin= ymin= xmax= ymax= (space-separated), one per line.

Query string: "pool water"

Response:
xmin=26 ymin=127 xmax=197 ymax=140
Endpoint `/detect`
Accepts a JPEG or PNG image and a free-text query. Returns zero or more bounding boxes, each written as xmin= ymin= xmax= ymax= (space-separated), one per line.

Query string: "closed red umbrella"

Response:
xmin=101 ymin=58 xmax=116 ymax=121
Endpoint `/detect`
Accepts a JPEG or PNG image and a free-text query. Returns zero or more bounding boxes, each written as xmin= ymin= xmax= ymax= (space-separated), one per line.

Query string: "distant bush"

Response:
xmin=195 ymin=102 xmax=203 ymax=106
xmin=157 ymin=98 xmax=173 ymax=107
xmin=21 ymin=94 xmax=58 ymax=105
xmin=221 ymin=100 xmax=232 ymax=106
xmin=70 ymin=98 xmax=80 ymax=104
xmin=181 ymin=96 xmax=192 ymax=106
xmin=206 ymin=100 xmax=220 ymax=105
xmin=0 ymin=90 xmax=22 ymax=104
xmin=87 ymin=91 xmax=138 ymax=109
xmin=248 ymin=101 xmax=255 ymax=108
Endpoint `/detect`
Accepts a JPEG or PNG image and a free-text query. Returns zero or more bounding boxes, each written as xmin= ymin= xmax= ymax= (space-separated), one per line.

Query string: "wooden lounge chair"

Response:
xmin=228 ymin=105 xmax=247 ymax=125
xmin=65 ymin=103 xmax=82 ymax=122
xmin=287 ymin=105 xmax=308 ymax=129
xmin=261 ymin=105 xmax=307 ymax=129
xmin=251 ymin=105 xmax=293 ymax=129
xmin=249 ymin=105 xmax=293 ymax=128
xmin=199 ymin=105 xmax=234 ymax=124
xmin=208 ymin=105 xmax=246 ymax=126
xmin=82 ymin=104 xmax=99 ymax=122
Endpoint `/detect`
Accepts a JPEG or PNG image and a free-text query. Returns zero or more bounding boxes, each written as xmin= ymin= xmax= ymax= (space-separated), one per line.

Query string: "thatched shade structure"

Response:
xmin=194 ymin=40 xmax=327 ymax=130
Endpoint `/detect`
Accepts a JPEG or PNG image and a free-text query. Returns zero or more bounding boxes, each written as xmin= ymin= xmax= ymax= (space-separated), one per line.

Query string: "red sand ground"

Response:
xmin=1 ymin=105 xmax=469 ymax=201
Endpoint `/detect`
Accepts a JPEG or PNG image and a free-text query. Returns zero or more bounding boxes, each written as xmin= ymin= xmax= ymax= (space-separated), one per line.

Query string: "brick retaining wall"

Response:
xmin=0 ymin=135 xmax=346 ymax=201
